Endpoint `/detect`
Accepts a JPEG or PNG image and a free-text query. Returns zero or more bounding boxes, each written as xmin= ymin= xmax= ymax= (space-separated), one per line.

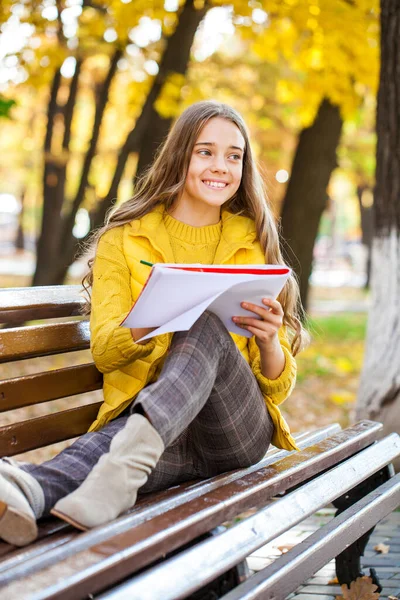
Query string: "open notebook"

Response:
xmin=121 ymin=263 xmax=291 ymax=341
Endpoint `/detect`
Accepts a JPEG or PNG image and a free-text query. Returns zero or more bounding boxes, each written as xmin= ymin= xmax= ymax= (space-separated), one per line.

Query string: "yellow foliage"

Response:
xmin=276 ymin=80 xmax=298 ymax=104
xmin=154 ymin=72 xmax=187 ymax=119
xmin=1 ymin=0 xmax=380 ymax=219
xmin=250 ymin=0 xmax=379 ymax=124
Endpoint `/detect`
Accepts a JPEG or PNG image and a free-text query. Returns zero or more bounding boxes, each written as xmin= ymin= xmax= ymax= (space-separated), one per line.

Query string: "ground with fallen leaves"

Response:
xmin=336 ymin=576 xmax=380 ymax=600
xmin=282 ymin=312 xmax=366 ymax=433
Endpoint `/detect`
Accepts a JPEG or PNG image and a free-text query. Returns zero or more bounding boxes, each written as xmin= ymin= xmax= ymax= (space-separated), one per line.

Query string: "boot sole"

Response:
xmin=0 ymin=501 xmax=38 ymax=546
xmin=50 ymin=508 xmax=89 ymax=532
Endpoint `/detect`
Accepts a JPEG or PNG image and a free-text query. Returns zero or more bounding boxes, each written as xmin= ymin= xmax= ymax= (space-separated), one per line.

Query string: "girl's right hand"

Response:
xmin=130 ymin=328 xmax=156 ymax=345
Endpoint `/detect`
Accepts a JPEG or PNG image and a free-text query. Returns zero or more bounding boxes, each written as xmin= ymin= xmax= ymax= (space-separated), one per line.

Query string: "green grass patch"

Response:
xmin=294 ymin=312 xmax=367 ymax=384
xmin=305 ymin=312 xmax=367 ymax=343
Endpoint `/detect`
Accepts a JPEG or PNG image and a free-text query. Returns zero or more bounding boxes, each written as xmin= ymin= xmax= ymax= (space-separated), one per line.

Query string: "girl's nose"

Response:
xmin=211 ymin=155 xmax=228 ymax=172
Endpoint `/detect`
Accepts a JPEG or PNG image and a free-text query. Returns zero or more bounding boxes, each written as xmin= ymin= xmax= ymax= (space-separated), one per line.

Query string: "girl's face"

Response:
xmin=174 ymin=117 xmax=245 ymax=225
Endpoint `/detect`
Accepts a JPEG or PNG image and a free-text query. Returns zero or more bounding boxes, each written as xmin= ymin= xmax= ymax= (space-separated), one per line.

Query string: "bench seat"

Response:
xmin=0 ymin=286 xmax=399 ymax=599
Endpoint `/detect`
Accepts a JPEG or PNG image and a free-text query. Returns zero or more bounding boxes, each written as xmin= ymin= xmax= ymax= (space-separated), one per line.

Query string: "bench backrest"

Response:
xmin=0 ymin=286 xmax=103 ymax=456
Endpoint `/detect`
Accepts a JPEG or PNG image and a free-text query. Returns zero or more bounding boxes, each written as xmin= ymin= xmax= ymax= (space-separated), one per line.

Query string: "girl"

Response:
xmin=0 ymin=101 xmax=305 ymax=547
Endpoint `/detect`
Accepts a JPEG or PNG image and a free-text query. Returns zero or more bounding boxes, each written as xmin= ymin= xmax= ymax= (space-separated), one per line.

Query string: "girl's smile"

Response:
xmin=202 ymin=179 xmax=229 ymax=189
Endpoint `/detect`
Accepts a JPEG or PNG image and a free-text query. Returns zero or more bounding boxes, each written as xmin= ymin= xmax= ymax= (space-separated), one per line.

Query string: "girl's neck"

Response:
xmin=168 ymin=201 xmax=221 ymax=228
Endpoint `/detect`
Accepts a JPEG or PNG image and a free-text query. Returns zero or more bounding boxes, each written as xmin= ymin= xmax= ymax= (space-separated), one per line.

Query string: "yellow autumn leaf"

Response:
xmin=374 ymin=542 xmax=390 ymax=554
xmin=335 ymin=357 xmax=355 ymax=373
xmin=330 ymin=390 xmax=355 ymax=405
xmin=336 ymin=575 xmax=380 ymax=600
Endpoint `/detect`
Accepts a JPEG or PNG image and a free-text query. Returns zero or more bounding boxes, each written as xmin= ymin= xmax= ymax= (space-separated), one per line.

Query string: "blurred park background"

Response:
xmin=1 ymin=0 xmax=399 ymax=462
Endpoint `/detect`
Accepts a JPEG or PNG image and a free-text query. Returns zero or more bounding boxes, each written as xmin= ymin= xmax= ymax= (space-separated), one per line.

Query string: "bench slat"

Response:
xmin=97 ymin=436 xmax=400 ymax=600
xmin=0 ymin=425 xmax=342 ymax=574
xmin=0 ymin=321 xmax=90 ymax=363
xmin=0 ymin=422 xmax=386 ymax=599
xmin=0 ymin=403 xmax=102 ymax=455
xmin=220 ymin=473 xmax=400 ymax=600
xmin=0 ymin=364 xmax=102 ymax=411
xmin=0 ymin=286 xmax=83 ymax=323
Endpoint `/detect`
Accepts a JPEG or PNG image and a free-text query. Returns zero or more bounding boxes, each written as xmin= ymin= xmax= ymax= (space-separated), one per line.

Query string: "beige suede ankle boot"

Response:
xmin=51 ymin=414 xmax=164 ymax=530
xmin=0 ymin=459 xmax=45 ymax=546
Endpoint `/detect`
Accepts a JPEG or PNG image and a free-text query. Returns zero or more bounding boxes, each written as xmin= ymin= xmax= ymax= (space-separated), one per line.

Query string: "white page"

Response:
xmin=137 ymin=292 xmax=224 ymax=341
xmin=123 ymin=266 xmax=287 ymax=329
xmin=137 ymin=272 xmax=290 ymax=341
xmin=209 ymin=275 xmax=290 ymax=337
xmin=123 ymin=268 xmax=250 ymax=328
xmin=126 ymin=265 xmax=291 ymax=341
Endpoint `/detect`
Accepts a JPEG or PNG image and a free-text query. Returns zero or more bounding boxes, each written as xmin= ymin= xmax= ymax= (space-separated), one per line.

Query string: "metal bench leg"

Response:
xmin=186 ymin=526 xmax=250 ymax=600
xmin=332 ymin=464 xmax=394 ymax=592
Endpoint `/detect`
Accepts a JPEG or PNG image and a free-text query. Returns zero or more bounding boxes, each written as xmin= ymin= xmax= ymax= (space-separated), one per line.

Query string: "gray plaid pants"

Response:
xmin=23 ymin=312 xmax=274 ymax=516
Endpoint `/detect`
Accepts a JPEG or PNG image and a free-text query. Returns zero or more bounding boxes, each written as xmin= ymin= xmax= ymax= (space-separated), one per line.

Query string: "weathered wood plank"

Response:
xmin=0 ymin=422 xmax=387 ymax=600
xmin=0 ymin=321 xmax=90 ymax=363
xmin=0 ymin=424 xmax=342 ymax=570
xmin=220 ymin=474 xmax=400 ymax=600
xmin=94 ymin=435 xmax=400 ymax=600
xmin=0 ymin=364 xmax=102 ymax=411
xmin=0 ymin=286 xmax=83 ymax=323
xmin=0 ymin=403 xmax=102 ymax=455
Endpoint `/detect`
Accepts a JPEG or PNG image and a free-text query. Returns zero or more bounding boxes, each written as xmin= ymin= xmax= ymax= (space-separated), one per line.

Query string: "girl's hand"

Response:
xmin=232 ymin=298 xmax=285 ymax=379
xmin=130 ymin=327 xmax=156 ymax=345
xmin=233 ymin=298 xmax=283 ymax=349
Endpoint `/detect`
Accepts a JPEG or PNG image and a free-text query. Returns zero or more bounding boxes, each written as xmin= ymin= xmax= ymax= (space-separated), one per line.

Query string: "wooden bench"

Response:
xmin=0 ymin=285 xmax=400 ymax=600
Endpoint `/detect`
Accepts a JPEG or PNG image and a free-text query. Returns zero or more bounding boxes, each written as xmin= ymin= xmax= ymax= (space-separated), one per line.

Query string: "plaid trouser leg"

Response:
xmin=21 ymin=416 xmax=129 ymax=515
xmin=137 ymin=311 xmax=274 ymax=492
xmin=21 ymin=311 xmax=274 ymax=512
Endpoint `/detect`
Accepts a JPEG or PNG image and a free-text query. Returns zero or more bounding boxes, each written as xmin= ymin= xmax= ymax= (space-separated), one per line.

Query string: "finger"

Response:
xmin=236 ymin=307 xmax=282 ymax=328
xmin=240 ymin=301 xmax=273 ymax=320
xmin=232 ymin=316 xmax=279 ymax=333
xmin=261 ymin=298 xmax=284 ymax=315
xmin=246 ymin=325 xmax=269 ymax=338
xmin=246 ymin=324 xmax=278 ymax=341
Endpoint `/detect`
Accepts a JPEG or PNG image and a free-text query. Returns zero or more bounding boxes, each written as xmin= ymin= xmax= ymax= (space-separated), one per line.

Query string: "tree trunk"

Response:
xmin=135 ymin=0 xmax=207 ymax=178
xmin=32 ymin=68 xmax=63 ymax=286
xmin=356 ymin=0 xmax=400 ymax=468
xmin=51 ymin=0 xmax=208 ymax=285
xmin=32 ymin=50 xmax=120 ymax=286
xmin=32 ymin=60 xmax=83 ymax=286
xmin=15 ymin=187 xmax=26 ymax=250
xmin=356 ymin=184 xmax=374 ymax=288
xmin=280 ymin=99 xmax=343 ymax=310
xmin=60 ymin=50 xmax=122 ymax=247
xmin=92 ymin=0 xmax=208 ymax=234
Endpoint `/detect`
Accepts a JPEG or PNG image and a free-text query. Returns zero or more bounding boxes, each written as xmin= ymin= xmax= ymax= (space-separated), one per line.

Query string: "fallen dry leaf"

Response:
xmin=335 ymin=576 xmax=380 ymax=600
xmin=276 ymin=544 xmax=295 ymax=554
xmin=374 ymin=542 xmax=390 ymax=554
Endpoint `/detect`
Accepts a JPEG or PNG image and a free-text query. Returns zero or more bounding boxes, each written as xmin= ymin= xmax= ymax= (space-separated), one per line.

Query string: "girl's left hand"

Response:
xmin=232 ymin=298 xmax=284 ymax=352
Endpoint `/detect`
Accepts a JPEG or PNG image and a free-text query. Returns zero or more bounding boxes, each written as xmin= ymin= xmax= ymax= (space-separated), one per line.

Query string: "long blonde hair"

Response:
xmin=83 ymin=100 xmax=306 ymax=354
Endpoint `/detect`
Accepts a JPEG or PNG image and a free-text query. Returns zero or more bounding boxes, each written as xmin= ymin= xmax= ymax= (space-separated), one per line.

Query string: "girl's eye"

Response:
xmin=197 ymin=149 xmax=242 ymax=161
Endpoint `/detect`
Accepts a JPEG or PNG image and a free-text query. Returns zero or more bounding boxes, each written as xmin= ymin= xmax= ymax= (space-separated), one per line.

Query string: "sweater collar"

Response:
xmin=163 ymin=212 xmax=222 ymax=244
xmin=128 ymin=204 xmax=257 ymax=264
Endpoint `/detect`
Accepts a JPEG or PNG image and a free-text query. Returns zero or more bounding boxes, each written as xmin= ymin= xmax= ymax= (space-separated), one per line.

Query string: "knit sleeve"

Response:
xmin=89 ymin=229 xmax=156 ymax=374
xmin=248 ymin=327 xmax=297 ymax=405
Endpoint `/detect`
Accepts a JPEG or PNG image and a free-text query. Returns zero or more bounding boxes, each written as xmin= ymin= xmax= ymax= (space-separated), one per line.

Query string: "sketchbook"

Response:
xmin=121 ymin=263 xmax=291 ymax=342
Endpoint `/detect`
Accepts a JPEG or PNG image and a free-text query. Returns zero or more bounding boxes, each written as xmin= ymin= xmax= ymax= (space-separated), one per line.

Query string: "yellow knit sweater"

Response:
xmin=163 ymin=213 xmax=222 ymax=264
xmin=88 ymin=206 xmax=298 ymax=450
